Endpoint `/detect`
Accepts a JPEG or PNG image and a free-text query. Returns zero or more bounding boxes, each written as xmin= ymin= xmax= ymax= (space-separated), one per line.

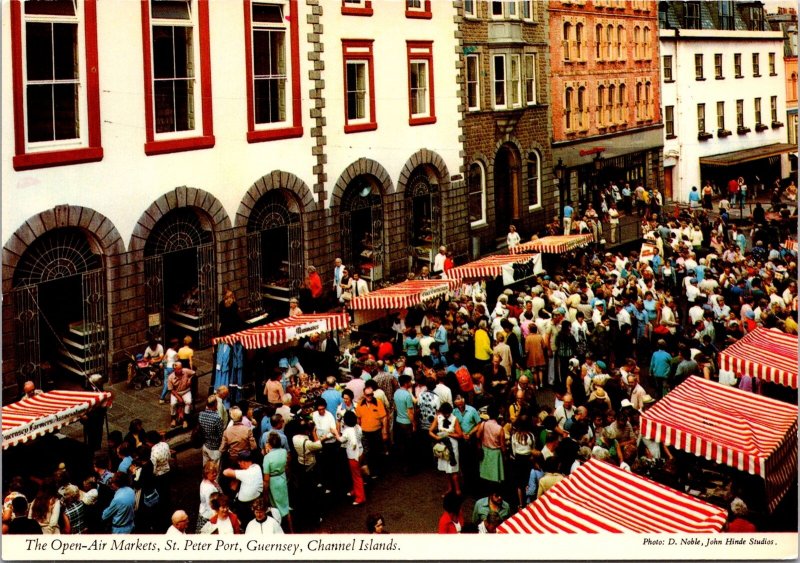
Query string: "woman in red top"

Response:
xmin=437 ymin=492 xmax=463 ymax=534
xmin=305 ymin=265 xmax=324 ymax=313
xmin=725 ymin=498 xmax=757 ymax=532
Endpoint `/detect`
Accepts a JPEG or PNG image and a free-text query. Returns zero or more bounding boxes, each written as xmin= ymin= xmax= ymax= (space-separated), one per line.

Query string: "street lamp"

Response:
xmin=554 ymin=158 xmax=567 ymax=220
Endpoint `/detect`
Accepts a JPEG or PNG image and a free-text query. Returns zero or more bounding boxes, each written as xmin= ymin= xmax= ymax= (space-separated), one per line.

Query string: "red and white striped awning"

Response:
xmin=212 ymin=312 xmax=349 ymax=349
xmin=509 ymin=234 xmax=594 ymax=254
xmin=718 ymin=327 xmax=798 ymax=389
xmin=783 ymin=238 xmax=797 ymax=252
xmin=498 ymin=459 xmax=727 ymax=533
xmin=2 ymin=390 xmax=113 ymax=450
xmin=351 ymin=279 xmax=459 ymax=310
xmin=640 ymin=376 xmax=798 ymax=512
xmin=447 ymin=254 xmax=541 ymax=281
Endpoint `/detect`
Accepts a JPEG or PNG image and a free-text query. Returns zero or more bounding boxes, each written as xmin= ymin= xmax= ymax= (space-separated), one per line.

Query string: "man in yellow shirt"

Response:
xmin=356 ymin=380 xmax=387 ymax=479
xmin=473 ymin=320 xmax=492 ymax=371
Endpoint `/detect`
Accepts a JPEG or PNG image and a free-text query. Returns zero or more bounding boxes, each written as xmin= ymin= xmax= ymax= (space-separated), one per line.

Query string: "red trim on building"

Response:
xmin=406 ymin=40 xmax=436 ymax=126
xmin=341 ymin=0 xmax=373 ymax=16
xmin=141 ymin=0 xmax=215 ymax=156
xmin=342 ymin=39 xmax=377 ymax=134
xmin=405 ymin=0 xmax=431 ymax=19
xmin=11 ymin=0 xmax=103 ymax=170
xmin=243 ymin=0 xmax=303 ymax=143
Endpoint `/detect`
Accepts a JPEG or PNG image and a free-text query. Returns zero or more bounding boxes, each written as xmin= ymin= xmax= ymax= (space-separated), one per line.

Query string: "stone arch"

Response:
xmin=3 ymin=205 xmax=124 ymax=294
xmin=128 ymin=187 xmax=232 ymax=254
xmin=397 ymin=149 xmax=451 ymax=194
xmin=235 ymin=171 xmax=316 ymax=229
xmin=330 ymin=158 xmax=394 ymax=209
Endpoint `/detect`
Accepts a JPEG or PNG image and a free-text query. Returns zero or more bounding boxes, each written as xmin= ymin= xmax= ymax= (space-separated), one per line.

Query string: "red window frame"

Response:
xmin=405 ymin=0 xmax=431 ymax=19
xmin=342 ymin=40 xmax=377 ymax=134
xmin=140 ymin=0 xmax=215 ymax=155
xmin=244 ymin=0 xmax=303 ymax=142
xmin=341 ymin=0 xmax=373 ymax=16
xmin=406 ymin=41 xmax=436 ymax=126
xmin=10 ymin=0 xmax=103 ymax=170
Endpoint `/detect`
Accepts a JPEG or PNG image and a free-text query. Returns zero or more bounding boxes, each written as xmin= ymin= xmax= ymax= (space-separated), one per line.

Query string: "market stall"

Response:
xmin=782 ymin=238 xmax=797 ymax=253
xmin=447 ymin=253 xmax=542 ymax=285
xmin=508 ymin=233 xmax=594 ymax=254
xmin=640 ymin=376 xmax=798 ymax=512
xmin=2 ymin=390 xmax=113 ymax=450
xmin=717 ymin=327 xmax=798 ymax=389
xmin=498 ymin=458 xmax=727 ymax=533
xmin=350 ymin=278 xmax=460 ymax=326
xmin=212 ymin=312 xmax=349 ymax=350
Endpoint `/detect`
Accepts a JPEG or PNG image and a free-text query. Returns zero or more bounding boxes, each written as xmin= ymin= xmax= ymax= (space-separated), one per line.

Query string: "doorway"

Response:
xmin=494 ymin=145 xmax=519 ymax=240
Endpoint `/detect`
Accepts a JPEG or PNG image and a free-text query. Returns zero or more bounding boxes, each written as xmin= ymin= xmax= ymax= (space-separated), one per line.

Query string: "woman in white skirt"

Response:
xmin=429 ymin=402 xmax=463 ymax=497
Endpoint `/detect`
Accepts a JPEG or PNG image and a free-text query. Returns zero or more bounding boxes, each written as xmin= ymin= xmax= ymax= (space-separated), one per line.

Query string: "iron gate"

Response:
xmin=246 ymin=231 xmax=263 ymax=314
xmin=144 ymin=255 xmax=165 ymax=343
xmin=287 ymin=222 xmax=303 ymax=298
xmin=341 ymin=185 xmax=384 ymax=281
xmin=13 ymin=285 xmax=41 ymax=389
xmin=81 ymin=269 xmax=107 ymax=378
xmin=196 ymin=243 xmax=217 ymax=347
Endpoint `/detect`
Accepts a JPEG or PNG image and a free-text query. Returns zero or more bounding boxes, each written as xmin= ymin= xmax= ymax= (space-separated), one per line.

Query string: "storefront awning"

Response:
xmin=640 ymin=376 xmax=798 ymax=512
xmin=212 ymin=313 xmax=349 ymax=349
xmin=783 ymin=238 xmax=798 ymax=253
xmin=498 ymin=458 xmax=727 ymax=533
xmin=447 ymin=254 xmax=542 ymax=285
xmin=509 ymin=234 xmax=594 ymax=254
xmin=351 ymin=279 xmax=459 ymax=310
xmin=718 ymin=327 xmax=798 ymax=389
xmin=2 ymin=390 xmax=113 ymax=450
xmin=698 ymin=143 xmax=796 ymax=167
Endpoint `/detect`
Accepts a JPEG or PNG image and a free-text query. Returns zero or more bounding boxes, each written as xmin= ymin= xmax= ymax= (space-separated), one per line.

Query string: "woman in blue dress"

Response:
xmin=263 ymin=432 xmax=293 ymax=533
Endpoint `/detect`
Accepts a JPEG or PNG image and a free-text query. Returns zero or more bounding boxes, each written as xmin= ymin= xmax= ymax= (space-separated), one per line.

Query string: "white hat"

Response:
xmin=620 ymin=399 xmax=633 ymax=409
xmin=89 ymin=374 xmax=103 ymax=385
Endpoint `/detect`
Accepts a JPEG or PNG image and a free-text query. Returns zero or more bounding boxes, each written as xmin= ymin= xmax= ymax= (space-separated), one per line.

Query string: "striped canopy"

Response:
xmin=640 ymin=376 xmax=798 ymax=512
xmin=509 ymin=234 xmax=594 ymax=254
xmin=783 ymin=238 xmax=797 ymax=253
xmin=2 ymin=390 xmax=113 ymax=450
xmin=498 ymin=459 xmax=727 ymax=534
xmin=350 ymin=279 xmax=459 ymax=310
xmin=212 ymin=312 xmax=349 ymax=349
xmin=447 ymin=253 xmax=541 ymax=281
xmin=718 ymin=327 xmax=798 ymax=389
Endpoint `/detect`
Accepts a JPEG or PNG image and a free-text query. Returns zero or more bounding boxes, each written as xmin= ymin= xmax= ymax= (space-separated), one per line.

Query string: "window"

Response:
xmin=752 ymin=53 xmax=760 ymax=76
xmin=606 ymin=25 xmax=613 ymax=59
xmin=734 ymin=53 xmax=742 ymax=77
xmin=616 ymin=25 xmax=624 ymax=60
xmin=466 ymin=54 xmax=480 ymax=111
xmin=606 ymin=84 xmax=614 ymax=124
xmin=714 ymin=53 xmax=723 ymax=79
xmin=695 ymin=54 xmax=704 ymax=80
xmin=524 ymin=53 xmax=536 ymax=105
xmin=716 ymin=101 xmax=725 ymax=129
xmin=633 ymin=26 xmax=640 ymax=59
xmin=468 ymin=161 xmax=486 ymax=226
xmin=697 ymin=103 xmax=706 ymax=133
xmin=736 ymin=99 xmax=745 ymax=129
xmin=770 ymin=95 xmax=778 ymax=123
xmin=341 ymin=0 xmax=372 ymax=16
xmin=597 ymin=85 xmax=605 ymax=126
xmin=246 ymin=0 xmax=302 ymax=142
xmin=521 ymin=0 xmax=533 ymax=21
xmin=508 ymin=54 xmax=521 ymax=107
xmin=11 ymin=0 xmax=103 ymax=170
xmin=493 ymin=54 xmax=506 ymax=108
xmin=769 ymin=52 xmax=776 ymax=75
xmin=575 ymin=23 xmax=584 ymax=60
xmin=563 ymin=22 xmax=572 ymax=62
xmin=595 ymin=24 xmax=603 ymax=60
xmin=745 ymin=5 xmax=764 ymax=31
xmin=342 ymin=39 xmax=376 ymax=133
xmin=143 ymin=0 xmax=214 ymax=155
xmin=645 ymin=81 xmax=651 ymax=118
xmin=464 ymin=0 xmax=476 ymax=18
xmin=663 ymin=55 xmax=673 ymax=81
xmin=527 ymin=152 xmax=541 ymax=209
xmin=407 ymin=41 xmax=435 ymax=125
xmin=617 ymin=83 xmax=625 ymax=122
xmin=719 ymin=0 xmax=733 ymax=29
xmin=635 ymin=82 xmax=642 ymax=120
xmin=565 ymin=86 xmax=573 ymax=130
xmin=684 ymin=1 xmax=700 ymax=29
xmin=643 ymin=26 xmax=650 ymax=58
xmin=754 ymin=97 xmax=762 ymax=125
xmin=405 ymin=0 xmax=431 ymax=19
xmin=665 ymin=105 xmax=674 ymax=137
xmin=577 ymin=86 xmax=586 ymax=129
xmin=492 ymin=0 xmax=503 ymax=18
xmin=491 ymin=0 xmax=518 ymax=19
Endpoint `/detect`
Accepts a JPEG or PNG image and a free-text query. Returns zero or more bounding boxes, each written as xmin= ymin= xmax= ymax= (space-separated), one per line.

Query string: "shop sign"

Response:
xmin=419 ymin=286 xmax=446 ymax=301
xmin=285 ymin=319 xmax=327 ymax=341
xmin=148 ymin=313 xmax=161 ymax=327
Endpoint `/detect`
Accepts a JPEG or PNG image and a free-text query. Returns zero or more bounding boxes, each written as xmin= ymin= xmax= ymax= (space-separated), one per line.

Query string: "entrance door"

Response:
xmin=81 ymin=269 xmax=107 ymax=378
xmin=144 ymin=255 xmax=165 ymax=342
xmin=246 ymin=232 xmax=263 ymax=315
xmin=494 ymin=147 xmax=519 ymax=240
xmin=664 ymin=166 xmax=673 ymax=200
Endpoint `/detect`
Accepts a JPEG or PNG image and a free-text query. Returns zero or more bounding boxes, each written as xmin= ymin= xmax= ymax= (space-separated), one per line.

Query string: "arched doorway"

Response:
xmin=406 ymin=167 xmax=441 ymax=272
xmin=12 ymin=228 xmax=107 ymax=389
xmin=340 ymin=177 xmax=384 ymax=288
xmin=246 ymin=189 xmax=304 ymax=319
xmin=144 ymin=207 xmax=217 ymax=348
xmin=494 ymin=145 xmax=520 ymax=240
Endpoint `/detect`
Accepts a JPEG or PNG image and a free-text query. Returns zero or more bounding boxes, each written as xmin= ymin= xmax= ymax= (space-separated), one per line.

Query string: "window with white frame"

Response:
xmin=521 ymin=0 xmax=533 ymax=21
xmin=491 ymin=0 xmax=503 ymax=18
xmin=464 ymin=0 xmax=476 ymax=18
xmin=752 ymin=52 xmax=760 ymax=76
xmin=769 ymin=52 xmax=776 ymax=75
xmin=734 ymin=53 xmax=742 ymax=77
xmin=754 ymin=97 xmax=762 ymax=125
xmin=770 ymin=95 xmax=778 ymax=122
xmin=527 ymin=151 xmax=541 ymax=209
xmin=665 ymin=105 xmax=674 ymax=137
xmin=491 ymin=0 xmax=518 ymax=19
xmin=663 ymin=55 xmax=673 ymax=81
xmin=509 ymin=54 xmax=521 ymax=107
xmin=341 ymin=0 xmax=372 ymax=16
xmin=565 ymin=86 xmax=573 ymax=130
xmin=524 ymin=53 xmax=536 ymax=105
xmin=716 ymin=101 xmax=725 ymax=130
xmin=617 ymin=83 xmax=625 ymax=122
xmin=405 ymin=0 xmax=431 ymax=18
xmin=466 ymin=53 xmax=480 ymax=111
xmin=694 ymin=53 xmax=704 ymax=80
xmin=407 ymin=41 xmax=435 ymax=125
xmin=697 ymin=103 xmax=706 ymax=133
xmin=493 ymin=54 xmax=506 ymax=108
xmin=736 ymin=99 xmax=745 ymax=129
xmin=714 ymin=53 xmax=723 ymax=79
xmin=468 ymin=161 xmax=486 ymax=226
xmin=250 ymin=1 xmax=290 ymax=128
xmin=342 ymin=39 xmax=376 ymax=132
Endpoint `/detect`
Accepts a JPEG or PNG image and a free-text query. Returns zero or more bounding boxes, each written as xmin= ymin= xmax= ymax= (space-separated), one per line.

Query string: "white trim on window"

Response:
xmin=468 ymin=160 xmax=487 ymax=227
xmin=466 ymin=53 xmax=480 ymax=111
xmin=492 ymin=54 xmax=507 ymax=109
xmin=524 ymin=53 xmax=536 ymax=105
xmin=527 ymin=150 xmax=541 ymax=210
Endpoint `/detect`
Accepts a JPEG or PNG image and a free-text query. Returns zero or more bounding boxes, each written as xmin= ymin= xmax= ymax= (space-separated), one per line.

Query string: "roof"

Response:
xmin=640 ymin=376 xmax=797 ymax=511
xmin=718 ymin=327 xmax=798 ymax=389
xmin=498 ymin=459 xmax=727 ymax=534
xmin=2 ymin=390 xmax=113 ymax=449
xmin=698 ymin=143 xmax=796 ymax=167
xmin=509 ymin=234 xmax=594 ymax=254
xmin=447 ymin=253 xmax=541 ymax=282
xmin=350 ymin=278 xmax=459 ymax=310
xmin=212 ymin=312 xmax=349 ymax=349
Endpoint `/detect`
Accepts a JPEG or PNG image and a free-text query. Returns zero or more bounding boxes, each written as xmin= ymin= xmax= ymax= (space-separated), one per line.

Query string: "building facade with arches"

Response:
xmin=1 ymin=0 xmax=466 ymax=398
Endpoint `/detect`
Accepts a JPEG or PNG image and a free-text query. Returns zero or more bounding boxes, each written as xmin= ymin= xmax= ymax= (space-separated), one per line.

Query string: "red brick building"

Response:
xmin=549 ymin=0 xmax=663 ymax=215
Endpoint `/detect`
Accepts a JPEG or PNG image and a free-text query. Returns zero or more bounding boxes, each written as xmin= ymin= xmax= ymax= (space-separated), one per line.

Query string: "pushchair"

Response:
xmin=126 ymin=353 xmax=163 ymax=390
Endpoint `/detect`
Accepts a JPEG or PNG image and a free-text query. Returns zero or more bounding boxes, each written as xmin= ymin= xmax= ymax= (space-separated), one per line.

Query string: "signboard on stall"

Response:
xmin=639 ymin=242 xmax=657 ymax=264
xmin=501 ymin=254 xmax=543 ymax=285
xmin=284 ymin=319 xmax=328 ymax=341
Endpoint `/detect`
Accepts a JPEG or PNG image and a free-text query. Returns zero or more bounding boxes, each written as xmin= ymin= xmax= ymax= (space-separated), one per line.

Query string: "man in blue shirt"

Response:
xmin=320 ymin=376 xmax=343 ymax=415
xmin=393 ymin=375 xmax=416 ymax=475
xmin=433 ymin=317 xmax=449 ymax=356
xmin=649 ymin=339 xmax=673 ymax=399
xmin=453 ymin=393 xmax=482 ymax=491
xmin=563 ymin=202 xmax=574 ymax=235
xmin=102 ymin=472 xmax=136 ymax=533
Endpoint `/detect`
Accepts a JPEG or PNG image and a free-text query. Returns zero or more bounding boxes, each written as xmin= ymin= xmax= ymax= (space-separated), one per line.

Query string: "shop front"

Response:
xmin=405 ymin=168 xmax=441 ymax=272
xmin=699 ymin=142 xmax=796 ymax=197
xmin=340 ymin=176 xmax=384 ymax=289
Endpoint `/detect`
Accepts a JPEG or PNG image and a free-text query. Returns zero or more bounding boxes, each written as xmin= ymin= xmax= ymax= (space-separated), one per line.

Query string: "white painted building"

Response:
xmin=659 ymin=2 xmax=792 ymax=203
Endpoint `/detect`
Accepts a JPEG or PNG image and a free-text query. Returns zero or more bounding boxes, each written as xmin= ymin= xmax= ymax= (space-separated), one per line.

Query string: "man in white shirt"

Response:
xmin=688 ymin=303 xmax=706 ymax=325
xmin=351 ymin=271 xmax=369 ymax=298
xmin=222 ymin=450 xmax=263 ymax=526
xmin=245 ymin=498 xmax=283 ymax=535
xmin=553 ymin=394 xmax=576 ymax=437
xmin=433 ymin=245 xmax=447 ymax=277
xmin=166 ymin=510 xmax=190 ymax=535
xmin=332 ymin=258 xmax=345 ymax=299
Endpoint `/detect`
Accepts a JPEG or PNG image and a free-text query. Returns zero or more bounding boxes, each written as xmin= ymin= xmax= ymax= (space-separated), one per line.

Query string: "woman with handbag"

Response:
xmin=429 ymin=402 xmax=463 ymax=498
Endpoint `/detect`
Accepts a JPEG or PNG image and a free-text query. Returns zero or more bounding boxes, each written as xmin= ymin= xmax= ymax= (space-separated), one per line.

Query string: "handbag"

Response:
xmin=143 ymin=488 xmax=160 ymax=508
xmin=653 ymin=324 xmax=670 ymax=336
xmin=432 ymin=442 xmax=450 ymax=461
xmin=341 ymin=291 xmax=353 ymax=302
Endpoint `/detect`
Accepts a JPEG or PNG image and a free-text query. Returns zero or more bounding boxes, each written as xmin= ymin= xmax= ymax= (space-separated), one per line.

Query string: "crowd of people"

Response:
xmin=3 ymin=179 xmax=796 ymax=536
